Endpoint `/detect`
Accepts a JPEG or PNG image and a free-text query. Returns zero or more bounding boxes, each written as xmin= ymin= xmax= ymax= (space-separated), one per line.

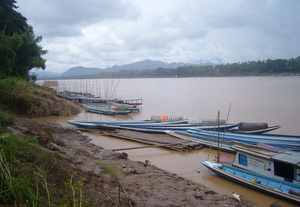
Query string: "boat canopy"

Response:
xmin=231 ymin=144 xmax=300 ymax=167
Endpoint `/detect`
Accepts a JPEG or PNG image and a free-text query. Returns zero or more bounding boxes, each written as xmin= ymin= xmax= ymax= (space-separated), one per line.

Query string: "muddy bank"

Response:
xmin=9 ymin=117 xmax=255 ymax=206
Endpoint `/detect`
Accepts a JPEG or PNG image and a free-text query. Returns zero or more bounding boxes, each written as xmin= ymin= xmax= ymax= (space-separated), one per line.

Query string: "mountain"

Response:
xmin=35 ymin=70 xmax=61 ymax=78
xmin=58 ymin=59 xmax=216 ymax=77
xmin=61 ymin=66 xmax=102 ymax=77
xmin=105 ymin=59 xmax=186 ymax=72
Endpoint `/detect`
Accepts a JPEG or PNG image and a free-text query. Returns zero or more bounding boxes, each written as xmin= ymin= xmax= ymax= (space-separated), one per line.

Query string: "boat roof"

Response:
xmin=231 ymin=143 xmax=300 ymax=166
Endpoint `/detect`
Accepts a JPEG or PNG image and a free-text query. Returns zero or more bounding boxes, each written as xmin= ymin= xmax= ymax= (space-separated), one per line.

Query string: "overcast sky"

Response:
xmin=16 ymin=0 xmax=300 ymax=74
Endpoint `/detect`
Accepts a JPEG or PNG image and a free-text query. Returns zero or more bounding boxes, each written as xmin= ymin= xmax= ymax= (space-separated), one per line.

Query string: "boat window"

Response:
xmin=238 ymin=154 xmax=248 ymax=166
xmin=274 ymin=161 xmax=294 ymax=182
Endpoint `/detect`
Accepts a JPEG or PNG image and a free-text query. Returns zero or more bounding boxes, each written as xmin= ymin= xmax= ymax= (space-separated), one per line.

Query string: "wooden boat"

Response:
xmin=229 ymin=125 xmax=281 ymax=134
xmin=67 ymin=120 xmax=157 ymax=128
xmin=165 ymin=130 xmax=235 ymax=153
xmin=127 ymin=123 xmax=238 ymax=131
xmin=202 ymin=143 xmax=300 ymax=205
xmin=85 ymin=107 xmax=133 ymax=115
xmin=57 ymin=91 xmax=143 ymax=107
xmin=67 ymin=116 xmax=188 ymax=129
xmin=187 ymin=129 xmax=300 ymax=151
xmin=95 ymin=124 xmax=167 ymax=133
xmin=94 ymin=123 xmax=239 ymax=134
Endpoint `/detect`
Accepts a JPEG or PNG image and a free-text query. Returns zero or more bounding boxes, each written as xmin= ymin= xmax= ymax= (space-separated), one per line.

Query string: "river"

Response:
xmin=37 ymin=76 xmax=300 ymax=206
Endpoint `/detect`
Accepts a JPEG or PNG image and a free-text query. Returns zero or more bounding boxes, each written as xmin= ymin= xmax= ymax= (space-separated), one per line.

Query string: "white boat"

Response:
xmin=202 ymin=143 xmax=300 ymax=205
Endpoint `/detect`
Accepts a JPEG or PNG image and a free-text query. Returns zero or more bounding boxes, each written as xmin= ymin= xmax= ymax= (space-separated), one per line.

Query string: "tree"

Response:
xmin=0 ymin=0 xmax=47 ymax=80
xmin=0 ymin=30 xmax=23 ymax=79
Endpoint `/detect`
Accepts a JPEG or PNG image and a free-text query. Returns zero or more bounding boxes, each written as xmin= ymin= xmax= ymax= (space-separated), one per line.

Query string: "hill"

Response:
xmin=61 ymin=66 xmax=103 ymax=77
xmin=55 ymin=59 xmax=215 ymax=78
xmin=107 ymin=59 xmax=186 ymax=71
xmin=34 ymin=70 xmax=62 ymax=78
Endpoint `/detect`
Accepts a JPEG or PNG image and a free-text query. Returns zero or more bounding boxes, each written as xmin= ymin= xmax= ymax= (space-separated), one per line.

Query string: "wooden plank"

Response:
xmin=100 ymin=130 xmax=202 ymax=152
xmin=43 ymin=80 xmax=58 ymax=87
xmin=112 ymin=144 xmax=174 ymax=151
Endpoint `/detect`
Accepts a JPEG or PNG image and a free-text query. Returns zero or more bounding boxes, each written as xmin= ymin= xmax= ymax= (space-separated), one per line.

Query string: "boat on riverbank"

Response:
xmin=94 ymin=123 xmax=238 ymax=133
xmin=202 ymin=143 xmax=300 ymax=205
xmin=68 ymin=117 xmax=239 ymax=133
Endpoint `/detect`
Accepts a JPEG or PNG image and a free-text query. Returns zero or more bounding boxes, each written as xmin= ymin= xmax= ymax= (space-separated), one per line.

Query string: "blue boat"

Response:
xmin=67 ymin=120 xmax=158 ymax=128
xmin=187 ymin=129 xmax=300 ymax=151
xmin=85 ymin=107 xmax=133 ymax=115
xmin=202 ymin=144 xmax=300 ymax=204
xmin=165 ymin=130 xmax=235 ymax=153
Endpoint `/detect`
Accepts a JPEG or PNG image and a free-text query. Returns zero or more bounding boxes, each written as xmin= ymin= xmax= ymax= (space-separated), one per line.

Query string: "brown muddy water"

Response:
xmin=37 ymin=76 xmax=300 ymax=206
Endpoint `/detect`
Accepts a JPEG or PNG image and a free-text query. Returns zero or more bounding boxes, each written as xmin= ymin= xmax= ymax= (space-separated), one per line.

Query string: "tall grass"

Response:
xmin=0 ymin=133 xmax=38 ymax=206
xmin=97 ymin=161 xmax=121 ymax=181
xmin=0 ymin=109 xmax=14 ymax=131
xmin=0 ymin=77 xmax=54 ymax=117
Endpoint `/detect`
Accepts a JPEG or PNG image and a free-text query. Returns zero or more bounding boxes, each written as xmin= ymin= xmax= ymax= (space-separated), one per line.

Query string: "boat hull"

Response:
xmin=202 ymin=161 xmax=300 ymax=205
xmin=165 ymin=130 xmax=235 ymax=153
xmin=188 ymin=130 xmax=300 ymax=151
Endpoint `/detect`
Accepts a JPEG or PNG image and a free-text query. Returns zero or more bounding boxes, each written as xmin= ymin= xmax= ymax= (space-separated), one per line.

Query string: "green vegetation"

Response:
xmin=97 ymin=161 xmax=121 ymax=181
xmin=0 ymin=77 xmax=79 ymax=117
xmin=0 ymin=0 xmax=47 ymax=81
xmin=0 ymin=132 xmax=50 ymax=206
xmin=47 ymin=56 xmax=300 ymax=80
xmin=0 ymin=109 xmax=14 ymax=131
xmin=0 ymin=77 xmax=50 ymax=117
xmin=0 ymin=110 xmax=92 ymax=206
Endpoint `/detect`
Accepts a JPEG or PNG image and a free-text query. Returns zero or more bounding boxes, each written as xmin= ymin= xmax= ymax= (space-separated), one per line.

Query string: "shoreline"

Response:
xmin=10 ymin=117 xmax=254 ymax=206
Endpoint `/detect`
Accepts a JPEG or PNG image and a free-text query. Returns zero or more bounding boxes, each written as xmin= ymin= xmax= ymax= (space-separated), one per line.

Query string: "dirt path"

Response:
xmin=10 ymin=117 xmax=255 ymax=206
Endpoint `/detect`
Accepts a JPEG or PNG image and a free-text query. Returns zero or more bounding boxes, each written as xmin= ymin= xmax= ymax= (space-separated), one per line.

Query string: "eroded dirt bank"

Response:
xmin=9 ymin=117 xmax=255 ymax=206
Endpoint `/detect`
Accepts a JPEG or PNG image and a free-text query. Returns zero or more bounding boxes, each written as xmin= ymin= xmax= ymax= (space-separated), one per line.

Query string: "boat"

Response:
xmin=85 ymin=107 xmax=132 ymax=115
xmin=202 ymin=143 xmax=300 ymax=205
xmin=94 ymin=123 xmax=239 ymax=134
xmin=67 ymin=120 xmax=158 ymax=128
xmin=68 ymin=117 xmax=239 ymax=133
xmin=57 ymin=91 xmax=143 ymax=107
xmin=199 ymin=122 xmax=281 ymax=134
xmin=85 ymin=106 xmax=134 ymax=115
xmin=229 ymin=125 xmax=281 ymax=134
xmin=67 ymin=115 xmax=187 ymax=129
xmin=165 ymin=130 xmax=235 ymax=153
xmin=187 ymin=129 xmax=300 ymax=151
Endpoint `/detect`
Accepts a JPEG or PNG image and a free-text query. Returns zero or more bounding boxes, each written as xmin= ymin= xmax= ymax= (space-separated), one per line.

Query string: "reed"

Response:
xmin=97 ymin=161 xmax=121 ymax=181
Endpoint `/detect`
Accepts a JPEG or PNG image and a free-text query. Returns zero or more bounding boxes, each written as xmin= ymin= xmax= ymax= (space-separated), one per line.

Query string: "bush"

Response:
xmin=0 ymin=109 xmax=15 ymax=131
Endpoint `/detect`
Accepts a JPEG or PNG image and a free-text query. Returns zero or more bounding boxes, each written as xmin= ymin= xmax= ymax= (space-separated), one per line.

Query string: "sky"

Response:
xmin=16 ymin=0 xmax=300 ymax=74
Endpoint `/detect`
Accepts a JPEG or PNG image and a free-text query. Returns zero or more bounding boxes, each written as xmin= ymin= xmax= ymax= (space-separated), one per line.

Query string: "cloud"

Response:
xmin=16 ymin=0 xmax=300 ymax=73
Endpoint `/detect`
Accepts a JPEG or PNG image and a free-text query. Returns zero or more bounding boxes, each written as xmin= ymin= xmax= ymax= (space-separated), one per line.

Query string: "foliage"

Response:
xmin=97 ymin=161 xmax=121 ymax=181
xmin=0 ymin=109 xmax=14 ymax=130
xmin=0 ymin=133 xmax=48 ymax=206
xmin=0 ymin=77 xmax=51 ymax=117
xmin=43 ymin=56 xmax=300 ymax=80
xmin=0 ymin=132 xmax=93 ymax=206
xmin=0 ymin=0 xmax=47 ymax=80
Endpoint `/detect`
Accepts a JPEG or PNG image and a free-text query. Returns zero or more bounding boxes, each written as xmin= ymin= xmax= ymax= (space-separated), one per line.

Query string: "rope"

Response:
xmin=177 ymin=165 xmax=204 ymax=175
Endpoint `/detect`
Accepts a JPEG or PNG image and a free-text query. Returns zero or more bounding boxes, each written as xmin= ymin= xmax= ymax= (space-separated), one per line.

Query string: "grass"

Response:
xmin=0 ymin=77 xmax=79 ymax=117
xmin=97 ymin=161 xmax=121 ymax=181
xmin=0 ymin=109 xmax=15 ymax=131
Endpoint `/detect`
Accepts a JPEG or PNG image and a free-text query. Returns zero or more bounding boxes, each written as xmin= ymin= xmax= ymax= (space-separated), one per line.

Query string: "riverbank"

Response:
xmin=10 ymin=117 xmax=254 ymax=206
xmin=1 ymin=78 xmax=255 ymax=206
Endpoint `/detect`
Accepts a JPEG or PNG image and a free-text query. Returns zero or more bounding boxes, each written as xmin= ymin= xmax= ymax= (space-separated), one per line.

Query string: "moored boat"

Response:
xmin=187 ymin=129 xmax=300 ymax=151
xmin=165 ymin=130 xmax=235 ymax=153
xmin=202 ymin=143 xmax=300 ymax=204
